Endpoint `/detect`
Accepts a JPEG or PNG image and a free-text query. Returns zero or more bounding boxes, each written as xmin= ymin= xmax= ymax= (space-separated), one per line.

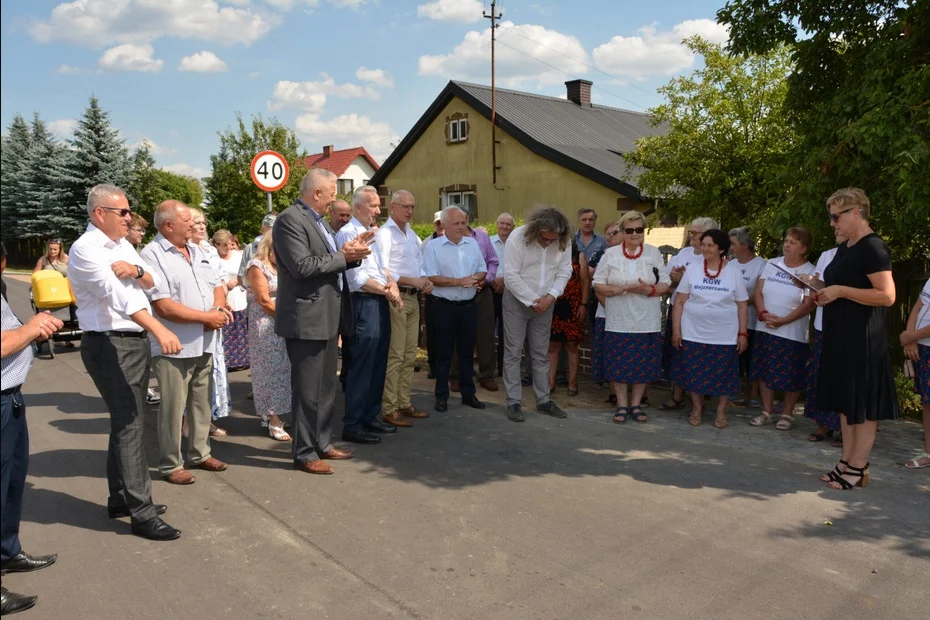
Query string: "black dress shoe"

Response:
xmin=362 ymin=421 xmax=397 ymax=434
xmin=0 ymin=551 xmax=57 ymax=574
xmin=130 ymin=517 xmax=181 ymax=541
xmin=341 ymin=430 xmax=382 ymax=444
xmin=462 ymin=395 xmax=486 ymax=409
xmin=0 ymin=587 xmax=37 ymax=615
xmin=108 ymin=504 xmax=167 ymax=519
xmin=434 ymin=399 xmax=448 ymax=412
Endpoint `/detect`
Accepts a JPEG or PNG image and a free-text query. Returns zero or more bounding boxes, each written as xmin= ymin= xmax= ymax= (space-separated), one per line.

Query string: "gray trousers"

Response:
xmin=286 ymin=337 xmax=337 ymax=463
xmin=80 ymin=332 xmax=157 ymax=523
xmin=502 ymin=290 xmax=554 ymax=406
xmin=153 ymin=353 xmax=214 ymax=475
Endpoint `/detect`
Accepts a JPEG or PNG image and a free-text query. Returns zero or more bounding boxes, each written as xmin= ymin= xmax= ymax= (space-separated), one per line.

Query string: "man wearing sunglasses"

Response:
xmin=69 ymin=184 xmax=183 ymax=541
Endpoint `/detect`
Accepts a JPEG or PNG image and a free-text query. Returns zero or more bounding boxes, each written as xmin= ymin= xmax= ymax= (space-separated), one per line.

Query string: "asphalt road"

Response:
xmin=3 ymin=276 xmax=928 ymax=620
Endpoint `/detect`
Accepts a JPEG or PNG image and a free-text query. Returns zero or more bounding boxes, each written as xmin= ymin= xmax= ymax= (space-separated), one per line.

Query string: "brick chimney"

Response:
xmin=565 ymin=79 xmax=593 ymax=107
xmin=322 ymin=145 xmax=334 ymax=157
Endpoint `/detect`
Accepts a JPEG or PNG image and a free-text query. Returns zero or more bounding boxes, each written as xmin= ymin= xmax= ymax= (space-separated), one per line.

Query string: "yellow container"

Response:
xmin=31 ymin=272 xmax=72 ymax=309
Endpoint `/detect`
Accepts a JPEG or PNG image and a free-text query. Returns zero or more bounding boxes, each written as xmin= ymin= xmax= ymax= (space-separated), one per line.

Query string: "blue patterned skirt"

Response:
xmin=223 ymin=309 xmax=250 ymax=371
xmin=604 ymin=331 xmax=662 ymax=384
xmin=918 ymin=344 xmax=930 ymax=405
xmin=750 ymin=331 xmax=809 ymax=392
xmin=671 ymin=340 xmax=740 ymax=396
xmin=592 ymin=317 xmax=606 ymax=383
xmin=804 ymin=330 xmax=840 ymax=431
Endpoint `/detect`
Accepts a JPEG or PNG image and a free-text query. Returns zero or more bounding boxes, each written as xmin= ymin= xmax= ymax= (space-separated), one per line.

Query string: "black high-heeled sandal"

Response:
xmin=820 ymin=460 xmax=848 ymax=483
xmin=827 ymin=463 xmax=870 ymax=490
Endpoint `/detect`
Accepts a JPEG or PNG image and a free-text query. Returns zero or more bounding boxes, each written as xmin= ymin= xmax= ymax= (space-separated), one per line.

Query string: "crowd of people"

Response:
xmin=1 ymin=178 xmax=928 ymax=614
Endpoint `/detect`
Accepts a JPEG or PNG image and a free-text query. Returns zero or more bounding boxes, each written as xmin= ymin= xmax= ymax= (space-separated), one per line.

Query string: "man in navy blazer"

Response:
xmin=273 ymin=169 xmax=372 ymax=474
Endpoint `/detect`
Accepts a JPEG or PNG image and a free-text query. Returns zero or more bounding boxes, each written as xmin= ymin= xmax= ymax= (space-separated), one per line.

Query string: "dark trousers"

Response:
xmin=1 ymin=390 xmax=28 ymax=561
xmin=80 ymin=332 xmax=157 ymax=523
xmin=286 ymin=336 xmax=337 ymax=463
xmin=451 ymin=286 xmax=496 ymax=381
xmin=425 ymin=294 xmax=437 ymax=374
xmin=431 ymin=298 xmax=478 ymax=400
xmin=493 ymin=290 xmax=504 ymax=375
xmin=343 ymin=294 xmax=391 ymax=433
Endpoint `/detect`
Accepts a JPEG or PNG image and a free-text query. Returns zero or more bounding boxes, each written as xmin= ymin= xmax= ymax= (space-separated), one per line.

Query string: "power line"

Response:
xmin=494 ymin=38 xmax=650 ymax=111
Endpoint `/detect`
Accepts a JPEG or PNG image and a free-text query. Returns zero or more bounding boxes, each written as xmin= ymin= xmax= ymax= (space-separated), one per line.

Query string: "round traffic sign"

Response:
xmin=250 ymin=150 xmax=290 ymax=192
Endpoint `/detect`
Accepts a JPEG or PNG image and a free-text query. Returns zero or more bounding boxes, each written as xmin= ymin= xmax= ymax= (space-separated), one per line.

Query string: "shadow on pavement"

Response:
xmin=20 ymin=483 xmax=125 ymax=535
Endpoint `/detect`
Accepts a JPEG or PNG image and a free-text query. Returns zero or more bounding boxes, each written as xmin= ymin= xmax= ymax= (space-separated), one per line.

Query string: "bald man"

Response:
xmin=328 ymin=199 xmax=353 ymax=234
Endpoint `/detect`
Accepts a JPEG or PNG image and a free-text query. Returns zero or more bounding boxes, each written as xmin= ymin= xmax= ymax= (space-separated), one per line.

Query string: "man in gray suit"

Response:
xmin=273 ymin=169 xmax=372 ymax=475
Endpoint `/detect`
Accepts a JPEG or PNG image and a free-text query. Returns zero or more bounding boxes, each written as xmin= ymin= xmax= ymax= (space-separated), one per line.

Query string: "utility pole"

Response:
xmin=483 ymin=0 xmax=502 ymax=185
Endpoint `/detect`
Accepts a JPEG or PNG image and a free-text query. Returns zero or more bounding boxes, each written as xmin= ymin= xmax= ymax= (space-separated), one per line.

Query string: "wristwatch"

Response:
xmin=133 ymin=265 xmax=144 ymax=279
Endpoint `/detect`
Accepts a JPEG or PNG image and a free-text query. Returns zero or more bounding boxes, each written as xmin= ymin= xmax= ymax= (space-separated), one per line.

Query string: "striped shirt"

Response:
xmin=1 ymin=296 xmax=35 ymax=391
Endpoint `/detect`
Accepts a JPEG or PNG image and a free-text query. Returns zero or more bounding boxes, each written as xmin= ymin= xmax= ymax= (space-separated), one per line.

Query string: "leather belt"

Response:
xmin=433 ymin=297 xmax=475 ymax=307
xmin=398 ymin=287 xmax=419 ymax=295
xmin=87 ymin=330 xmax=148 ymax=338
xmin=1 ymin=385 xmax=22 ymax=396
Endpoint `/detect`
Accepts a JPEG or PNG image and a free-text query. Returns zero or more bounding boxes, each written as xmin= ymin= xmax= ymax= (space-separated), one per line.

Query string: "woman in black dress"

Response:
xmin=815 ymin=188 xmax=898 ymax=490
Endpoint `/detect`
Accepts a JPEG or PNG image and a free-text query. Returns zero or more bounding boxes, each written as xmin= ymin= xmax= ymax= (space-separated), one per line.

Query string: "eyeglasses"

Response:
xmin=605 ymin=230 xmax=619 ymax=237
xmin=130 ymin=227 xmax=145 ymax=234
xmin=100 ymin=207 xmax=132 ymax=218
xmin=828 ymin=206 xmax=857 ymax=223
xmin=689 ymin=230 xmax=704 ymax=237
xmin=624 ymin=227 xmax=645 ymax=235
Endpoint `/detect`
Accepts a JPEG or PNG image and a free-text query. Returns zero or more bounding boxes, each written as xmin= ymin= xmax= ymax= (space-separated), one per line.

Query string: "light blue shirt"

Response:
xmin=490 ymin=234 xmax=506 ymax=265
xmin=423 ymin=235 xmax=487 ymax=302
xmin=335 ymin=217 xmax=388 ymax=293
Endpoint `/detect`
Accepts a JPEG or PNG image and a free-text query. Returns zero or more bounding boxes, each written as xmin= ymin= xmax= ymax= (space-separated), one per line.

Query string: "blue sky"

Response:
xmin=0 ymin=0 xmax=728 ymax=179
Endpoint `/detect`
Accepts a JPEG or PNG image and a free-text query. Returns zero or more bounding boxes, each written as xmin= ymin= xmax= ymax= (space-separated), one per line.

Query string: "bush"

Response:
xmin=895 ymin=367 xmax=923 ymax=420
xmin=408 ymin=217 xmax=524 ymax=241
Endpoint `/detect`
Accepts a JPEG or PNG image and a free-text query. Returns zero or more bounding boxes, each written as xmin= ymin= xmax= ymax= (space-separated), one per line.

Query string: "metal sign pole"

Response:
xmin=267 ymin=191 xmax=273 ymax=213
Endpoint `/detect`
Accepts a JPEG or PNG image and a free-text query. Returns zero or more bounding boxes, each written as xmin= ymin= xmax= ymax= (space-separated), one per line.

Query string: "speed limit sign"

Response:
xmin=250 ymin=150 xmax=290 ymax=192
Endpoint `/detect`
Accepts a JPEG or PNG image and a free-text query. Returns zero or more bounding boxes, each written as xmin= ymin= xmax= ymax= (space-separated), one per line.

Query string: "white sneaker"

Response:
xmin=146 ymin=388 xmax=161 ymax=405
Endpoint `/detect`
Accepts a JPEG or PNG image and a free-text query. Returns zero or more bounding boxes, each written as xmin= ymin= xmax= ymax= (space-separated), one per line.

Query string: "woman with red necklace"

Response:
xmin=593 ymin=211 xmax=670 ymax=423
xmin=748 ymin=227 xmax=816 ymax=431
xmin=671 ymin=229 xmax=749 ymax=427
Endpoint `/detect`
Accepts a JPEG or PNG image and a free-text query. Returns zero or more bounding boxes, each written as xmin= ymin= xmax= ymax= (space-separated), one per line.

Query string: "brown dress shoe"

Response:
xmin=197 ymin=457 xmax=228 ymax=472
xmin=383 ymin=413 xmax=413 ymax=427
xmin=163 ymin=469 xmax=196 ymax=485
xmin=479 ymin=378 xmax=500 ymax=392
xmin=294 ymin=460 xmax=334 ymax=475
xmin=320 ymin=447 xmax=354 ymax=460
xmin=396 ymin=405 xmax=429 ymax=419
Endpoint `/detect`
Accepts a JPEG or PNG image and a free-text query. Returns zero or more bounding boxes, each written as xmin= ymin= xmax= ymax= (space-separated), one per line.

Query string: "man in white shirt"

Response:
xmin=423 ymin=207 xmax=488 ymax=412
xmin=141 ymin=200 xmax=230 ymax=486
xmin=69 ymin=184 xmax=182 ymax=541
xmin=490 ymin=212 xmax=515 ymax=376
xmin=501 ymin=207 xmax=573 ymax=422
xmin=335 ymin=186 xmax=401 ymax=444
xmin=377 ymin=191 xmax=434 ymax=426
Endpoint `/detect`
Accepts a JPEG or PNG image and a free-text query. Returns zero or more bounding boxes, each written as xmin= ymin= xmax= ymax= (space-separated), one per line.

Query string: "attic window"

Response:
xmin=448 ymin=118 xmax=468 ymax=143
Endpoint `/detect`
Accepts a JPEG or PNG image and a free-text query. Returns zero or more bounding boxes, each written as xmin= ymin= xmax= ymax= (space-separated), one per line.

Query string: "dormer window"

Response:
xmin=447 ymin=117 xmax=468 ymax=143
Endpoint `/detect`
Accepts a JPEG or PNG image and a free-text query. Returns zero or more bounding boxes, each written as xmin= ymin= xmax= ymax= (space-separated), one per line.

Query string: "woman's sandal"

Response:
xmin=209 ymin=424 xmax=228 ymax=437
xmin=808 ymin=427 xmax=834 ymax=442
xmin=260 ymin=418 xmax=290 ymax=430
xmin=613 ymin=406 xmax=629 ymax=424
xmin=630 ymin=406 xmax=647 ymax=423
xmin=827 ymin=463 xmax=870 ymax=490
xmin=688 ymin=412 xmax=702 ymax=426
xmin=820 ymin=460 xmax=849 ymax=483
xmin=268 ymin=424 xmax=291 ymax=442
xmin=567 ymin=387 xmax=579 ymax=397
xmin=749 ymin=411 xmax=774 ymax=427
xmin=904 ymin=452 xmax=930 ymax=469
xmin=657 ymin=397 xmax=685 ymax=411
xmin=775 ymin=414 xmax=794 ymax=431
xmin=714 ymin=416 xmax=728 ymax=429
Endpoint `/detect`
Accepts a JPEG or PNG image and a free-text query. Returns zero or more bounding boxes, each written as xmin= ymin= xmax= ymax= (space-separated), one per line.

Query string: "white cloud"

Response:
xmin=417 ymin=21 xmax=589 ymax=87
xmin=268 ymin=74 xmax=381 ymax=111
xmin=294 ymin=113 xmax=394 ymax=162
xmin=163 ymin=163 xmax=207 ymax=178
xmin=592 ymin=19 xmax=729 ymax=80
xmin=355 ymin=66 xmax=394 ymax=88
xmin=30 ymin=0 xmax=277 ymax=48
xmin=329 ymin=0 xmax=367 ymax=8
xmin=417 ymin=0 xmax=483 ymax=22
xmin=178 ymin=51 xmax=229 ymax=72
xmin=99 ymin=43 xmax=163 ymax=72
xmin=133 ymin=139 xmax=177 ymax=156
xmin=48 ymin=119 xmax=78 ymax=139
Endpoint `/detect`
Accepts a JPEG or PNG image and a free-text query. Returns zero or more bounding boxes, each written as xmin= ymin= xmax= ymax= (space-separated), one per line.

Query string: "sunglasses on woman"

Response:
xmin=624 ymin=227 xmax=645 ymax=235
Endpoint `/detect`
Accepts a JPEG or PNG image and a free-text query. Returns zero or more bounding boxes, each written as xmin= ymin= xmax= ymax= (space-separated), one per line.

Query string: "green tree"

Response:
xmin=127 ymin=140 xmax=162 ymax=224
xmin=203 ymin=113 xmax=307 ymax=239
xmin=153 ymin=168 xmax=203 ymax=211
xmin=718 ymin=0 xmax=930 ymax=260
xmin=20 ymin=114 xmax=72 ymax=240
xmin=55 ymin=96 xmax=132 ymax=239
xmin=0 ymin=114 xmax=33 ymax=241
xmin=623 ymin=37 xmax=796 ymax=254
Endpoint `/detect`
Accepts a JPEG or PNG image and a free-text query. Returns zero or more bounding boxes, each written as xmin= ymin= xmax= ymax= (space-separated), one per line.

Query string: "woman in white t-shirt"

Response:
xmin=900 ymin=278 xmax=930 ymax=469
xmin=671 ymin=229 xmax=749 ymax=428
xmin=728 ymin=227 xmax=767 ymax=407
xmin=749 ymin=227 xmax=816 ymax=431
xmin=804 ymin=234 xmax=846 ymax=444
xmin=593 ymin=211 xmax=671 ymax=424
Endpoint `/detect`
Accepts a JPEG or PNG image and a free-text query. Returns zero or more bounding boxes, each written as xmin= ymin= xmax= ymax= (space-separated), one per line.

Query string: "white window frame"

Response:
xmin=443 ymin=190 xmax=476 ymax=220
xmin=448 ymin=118 xmax=468 ymax=143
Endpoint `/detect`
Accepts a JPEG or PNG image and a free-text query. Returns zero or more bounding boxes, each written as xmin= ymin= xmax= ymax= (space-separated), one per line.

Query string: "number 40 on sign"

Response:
xmin=250 ymin=150 xmax=290 ymax=192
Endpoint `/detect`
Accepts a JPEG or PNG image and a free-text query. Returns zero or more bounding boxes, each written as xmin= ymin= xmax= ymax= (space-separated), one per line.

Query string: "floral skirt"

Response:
xmin=918 ymin=344 xmax=930 ymax=405
xmin=592 ymin=317 xmax=606 ymax=383
xmin=604 ymin=331 xmax=662 ymax=384
xmin=750 ymin=331 xmax=810 ymax=392
xmin=804 ymin=330 xmax=840 ymax=431
xmin=223 ymin=309 xmax=250 ymax=371
xmin=671 ymin=340 xmax=740 ymax=396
